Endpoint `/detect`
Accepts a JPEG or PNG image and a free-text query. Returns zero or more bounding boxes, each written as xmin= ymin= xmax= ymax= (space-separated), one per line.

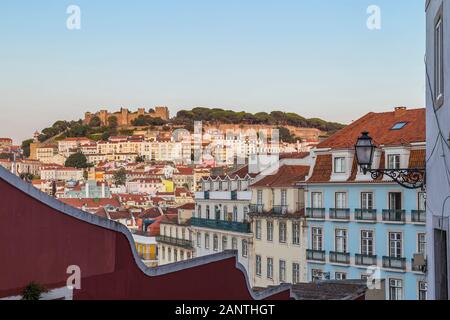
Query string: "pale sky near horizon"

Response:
xmin=0 ymin=0 xmax=426 ymax=144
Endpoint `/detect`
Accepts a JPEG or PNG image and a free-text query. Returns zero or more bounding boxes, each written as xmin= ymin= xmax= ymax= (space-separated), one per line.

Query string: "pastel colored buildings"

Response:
xmin=301 ymin=107 xmax=426 ymax=300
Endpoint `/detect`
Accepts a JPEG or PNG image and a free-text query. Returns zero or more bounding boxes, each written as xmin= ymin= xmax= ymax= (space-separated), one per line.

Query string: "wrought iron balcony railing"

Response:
xmin=306 ymin=208 xmax=326 ymax=219
xmin=307 ymin=249 xmax=326 ymax=262
xmin=329 ymin=251 xmax=350 ymax=264
xmin=411 ymin=210 xmax=426 ymax=223
xmin=249 ymin=204 xmax=264 ymax=214
xmin=354 ymin=209 xmax=378 ymax=221
xmin=382 ymin=256 xmax=406 ymax=270
xmin=382 ymin=210 xmax=406 ymax=223
xmin=329 ymin=208 xmax=350 ymax=220
xmin=156 ymin=235 xmax=193 ymax=249
xmin=191 ymin=217 xmax=251 ymax=233
xmin=355 ymin=254 xmax=377 ymax=266
xmin=272 ymin=205 xmax=289 ymax=215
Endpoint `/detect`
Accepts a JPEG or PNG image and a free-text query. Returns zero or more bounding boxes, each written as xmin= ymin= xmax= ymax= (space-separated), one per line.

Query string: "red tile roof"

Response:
xmin=307 ymin=155 xmax=332 ymax=183
xmin=251 ymin=165 xmax=310 ymax=188
xmin=409 ymin=149 xmax=426 ymax=168
xmin=317 ymin=108 xmax=425 ymax=149
xmin=60 ymin=198 xmax=120 ymax=209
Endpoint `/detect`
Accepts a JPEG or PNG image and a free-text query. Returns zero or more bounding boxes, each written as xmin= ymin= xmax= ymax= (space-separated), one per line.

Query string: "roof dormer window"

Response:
xmin=334 ymin=157 xmax=346 ymax=173
xmin=391 ymin=122 xmax=408 ymax=130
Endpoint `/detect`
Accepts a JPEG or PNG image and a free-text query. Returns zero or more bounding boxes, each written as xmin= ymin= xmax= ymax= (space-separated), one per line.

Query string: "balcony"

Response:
xmin=355 ymin=209 xmax=377 ymax=222
xmin=307 ymin=249 xmax=326 ymax=262
xmin=411 ymin=210 xmax=426 ymax=224
xmin=355 ymin=254 xmax=377 ymax=266
xmin=329 ymin=251 xmax=350 ymax=264
xmin=249 ymin=204 xmax=264 ymax=214
xmin=306 ymin=208 xmax=326 ymax=219
xmin=382 ymin=256 xmax=406 ymax=270
xmin=191 ymin=217 xmax=251 ymax=233
xmin=329 ymin=208 xmax=350 ymax=220
xmin=411 ymin=257 xmax=427 ymax=273
xmin=156 ymin=235 xmax=193 ymax=249
xmin=382 ymin=210 xmax=406 ymax=223
xmin=272 ymin=205 xmax=289 ymax=215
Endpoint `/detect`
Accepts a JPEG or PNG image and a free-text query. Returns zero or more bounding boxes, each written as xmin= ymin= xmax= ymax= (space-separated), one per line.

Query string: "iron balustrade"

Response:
xmin=249 ymin=204 xmax=265 ymax=214
xmin=329 ymin=208 xmax=350 ymax=220
xmin=382 ymin=210 xmax=406 ymax=223
xmin=354 ymin=209 xmax=378 ymax=221
xmin=272 ymin=205 xmax=289 ymax=215
xmin=191 ymin=217 xmax=251 ymax=233
xmin=307 ymin=249 xmax=326 ymax=262
xmin=355 ymin=254 xmax=377 ymax=266
xmin=329 ymin=251 xmax=350 ymax=264
xmin=411 ymin=210 xmax=426 ymax=223
xmin=306 ymin=208 xmax=326 ymax=219
xmin=382 ymin=256 xmax=406 ymax=270
xmin=156 ymin=235 xmax=193 ymax=249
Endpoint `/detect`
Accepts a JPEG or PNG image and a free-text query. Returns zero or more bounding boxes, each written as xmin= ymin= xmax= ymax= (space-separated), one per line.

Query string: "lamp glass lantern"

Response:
xmin=355 ymin=132 xmax=375 ymax=173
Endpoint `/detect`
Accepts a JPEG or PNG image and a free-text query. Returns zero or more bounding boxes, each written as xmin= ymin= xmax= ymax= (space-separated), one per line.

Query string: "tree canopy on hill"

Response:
xmin=65 ymin=152 xmax=90 ymax=169
xmin=172 ymin=108 xmax=344 ymax=133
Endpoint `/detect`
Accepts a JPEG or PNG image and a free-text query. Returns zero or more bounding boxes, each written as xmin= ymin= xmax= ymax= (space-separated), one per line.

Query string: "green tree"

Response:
xmin=113 ymin=168 xmax=127 ymax=186
xmin=21 ymin=282 xmax=48 ymax=301
xmin=277 ymin=127 xmax=297 ymax=143
xmin=88 ymin=116 xmax=102 ymax=128
xmin=21 ymin=139 xmax=34 ymax=158
xmin=65 ymin=152 xmax=89 ymax=169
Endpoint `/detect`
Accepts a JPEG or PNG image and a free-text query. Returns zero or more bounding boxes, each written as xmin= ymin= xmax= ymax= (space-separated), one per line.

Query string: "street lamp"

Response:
xmin=354 ymin=132 xmax=426 ymax=190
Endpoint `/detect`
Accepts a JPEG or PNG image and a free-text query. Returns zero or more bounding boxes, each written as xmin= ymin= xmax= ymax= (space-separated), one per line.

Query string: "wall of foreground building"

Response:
xmin=0 ymin=166 xmax=291 ymax=300
xmin=426 ymin=0 xmax=450 ymax=300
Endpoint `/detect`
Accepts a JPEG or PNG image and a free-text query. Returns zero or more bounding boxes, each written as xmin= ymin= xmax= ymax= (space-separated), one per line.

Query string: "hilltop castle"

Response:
xmin=84 ymin=107 xmax=170 ymax=126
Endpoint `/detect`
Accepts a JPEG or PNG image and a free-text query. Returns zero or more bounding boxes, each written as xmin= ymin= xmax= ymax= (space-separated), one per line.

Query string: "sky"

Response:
xmin=0 ymin=0 xmax=426 ymax=144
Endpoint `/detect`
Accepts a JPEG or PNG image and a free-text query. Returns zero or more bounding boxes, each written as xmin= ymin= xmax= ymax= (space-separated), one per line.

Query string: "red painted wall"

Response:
xmin=0 ymin=177 xmax=290 ymax=300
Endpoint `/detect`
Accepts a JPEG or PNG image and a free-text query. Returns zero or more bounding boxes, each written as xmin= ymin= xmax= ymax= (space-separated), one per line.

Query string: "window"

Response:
xmin=389 ymin=279 xmax=403 ymax=300
xmin=334 ymin=157 xmax=346 ymax=173
xmin=335 ymin=229 xmax=347 ymax=253
xmin=222 ymin=236 xmax=228 ymax=250
xmin=335 ymin=272 xmax=347 ymax=280
xmin=197 ymin=205 xmax=201 ymax=218
xmin=361 ymin=230 xmax=374 ymax=256
xmin=279 ymin=260 xmax=286 ymax=282
xmin=418 ymin=281 xmax=428 ymax=301
xmin=312 ymin=227 xmax=323 ymax=251
xmin=311 ymin=269 xmax=322 ymax=282
xmin=196 ymin=232 xmax=201 ymax=248
xmin=162 ymin=246 xmax=166 ymax=260
xmin=387 ymin=155 xmax=401 ymax=170
xmin=335 ymin=192 xmax=347 ymax=209
xmin=391 ymin=122 xmax=407 ymax=130
xmin=257 ymin=190 xmax=263 ymax=205
xmin=223 ymin=205 xmax=228 ymax=220
xmin=312 ymin=192 xmax=323 ymax=208
xmin=281 ymin=189 xmax=287 ymax=206
xmin=389 ymin=192 xmax=402 ymax=210
xmin=292 ymin=263 xmax=300 ymax=284
xmin=243 ymin=206 xmax=249 ymax=221
xmin=279 ymin=222 xmax=287 ymax=243
xmin=256 ymin=255 xmax=262 ymax=276
xmin=361 ymin=192 xmax=374 ymax=210
xmin=168 ymin=248 xmax=172 ymax=262
xmin=389 ymin=232 xmax=402 ymax=258
xmin=215 ymin=205 xmax=221 ymax=220
xmin=205 ymin=233 xmax=210 ymax=250
xmin=233 ymin=206 xmax=238 ymax=222
xmin=255 ymin=220 xmax=262 ymax=239
xmin=418 ymin=192 xmax=426 ymax=211
xmin=418 ymin=233 xmax=426 ymax=254
xmin=267 ymin=258 xmax=274 ymax=279
xmin=232 ymin=237 xmax=238 ymax=250
xmin=242 ymin=240 xmax=248 ymax=257
xmin=213 ymin=234 xmax=219 ymax=251
xmin=292 ymin=222 xmax=300 ymax=245
xmin=267 ymin=221 xmax=274 ymax=241
xmin=435 ymin=13 xmax=444 ymax=108
xmin=206 ymin=205 xmax=210 ymax=219
xmin=174 ymin=249 xmax=178 ymax=262
xmin=182 ymin=228 xmax=185 ymax=240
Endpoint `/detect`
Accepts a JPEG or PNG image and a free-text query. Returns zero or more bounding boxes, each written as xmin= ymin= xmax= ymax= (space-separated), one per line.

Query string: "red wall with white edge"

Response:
xmin=0 ymin=173 xmax=290 ymax=300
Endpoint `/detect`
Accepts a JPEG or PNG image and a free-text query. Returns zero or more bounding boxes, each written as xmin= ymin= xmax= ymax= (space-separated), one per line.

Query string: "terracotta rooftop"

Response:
xmin=307 ymin=155 xmax=332 ymax=183
xmin=251 ymin=165 xmax=310 ymax=188
xmin=317 ymin=107 xmax=425 ymax=149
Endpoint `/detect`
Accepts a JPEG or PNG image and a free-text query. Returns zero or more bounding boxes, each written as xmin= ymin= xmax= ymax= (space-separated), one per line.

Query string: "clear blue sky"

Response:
xmin=0 ymin=0 xmax=426 ymax=143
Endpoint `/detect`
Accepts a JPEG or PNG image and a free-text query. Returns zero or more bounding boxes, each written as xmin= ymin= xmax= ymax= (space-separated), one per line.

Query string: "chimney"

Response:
xmin=394 ymin=106 xmax=407 ymax=118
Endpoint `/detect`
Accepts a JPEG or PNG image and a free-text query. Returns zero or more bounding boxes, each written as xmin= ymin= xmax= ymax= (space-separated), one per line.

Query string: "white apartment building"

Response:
xmin=40 ymin=165 xmax=84 ymax=181
xmin=192 ymin=166 xmax=256 ymax=278
xmin=158 ymin=203 xmax=195 ymax=266
xmin=249 ymin=163 xmax=310 ymax=288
